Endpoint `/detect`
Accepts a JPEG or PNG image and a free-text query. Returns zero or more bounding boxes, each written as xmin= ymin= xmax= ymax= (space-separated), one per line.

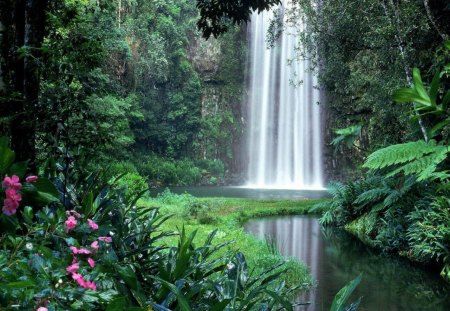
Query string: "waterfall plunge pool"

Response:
xmin=245 ymin=216 xmax=450 ymax=311
xmin=149 ymin=186 xmax=329 ymax=200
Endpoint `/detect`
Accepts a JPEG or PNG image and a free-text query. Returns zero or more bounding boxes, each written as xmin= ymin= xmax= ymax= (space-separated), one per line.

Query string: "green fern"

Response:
xmin=363 ymin=140 xmax=450 ymax=181
xmin=353 ymin=187 xmax=388 ymax=208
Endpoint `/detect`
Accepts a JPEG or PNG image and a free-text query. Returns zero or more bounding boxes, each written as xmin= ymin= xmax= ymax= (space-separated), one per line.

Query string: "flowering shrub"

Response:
xmin=0 ymin=138 xmax=309 ymax=310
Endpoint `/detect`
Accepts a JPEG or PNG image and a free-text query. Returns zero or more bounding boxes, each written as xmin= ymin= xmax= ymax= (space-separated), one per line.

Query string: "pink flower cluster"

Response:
xmin=64 ymin=211 xmax=113 ymax=291
xmin=2 ymin=175 xmax=22 ymax=215
xmin=2 ymin=175 xmax=38 ymax=216
xmin=65 ymin=210 xmax=98 ymax=232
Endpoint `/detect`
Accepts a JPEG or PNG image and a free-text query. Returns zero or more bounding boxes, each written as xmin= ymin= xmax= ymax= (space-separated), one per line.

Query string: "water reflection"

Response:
xmin=245 ymin=216 xmax=450 ymax=311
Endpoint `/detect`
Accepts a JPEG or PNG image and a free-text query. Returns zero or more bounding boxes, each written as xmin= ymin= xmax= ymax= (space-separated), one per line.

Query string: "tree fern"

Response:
xmin=353 ymin=187 xmax=389 ymax=208
xmin=363 ymin=140 xmax=450 ymax=181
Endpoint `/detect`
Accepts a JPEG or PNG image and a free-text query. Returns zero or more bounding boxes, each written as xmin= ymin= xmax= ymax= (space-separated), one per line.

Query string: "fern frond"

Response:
xmin=353 ymin=187 xmax=389 ymax=208
xmin=363 ymin=141 xmax=441 ymax=170
xmin=385 ymin=146 xmax=449 ymax=180
xmin=364 ymin=140 xmax=449 ymax=181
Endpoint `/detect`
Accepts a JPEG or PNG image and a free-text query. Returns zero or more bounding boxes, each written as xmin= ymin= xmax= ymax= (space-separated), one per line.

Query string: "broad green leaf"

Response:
xmin=82 ymin=192 xmax=94 ymax=217
xmin=330 ymin=274 xmax=362 ymax=311
xmin=35 ymin=178 xmax=59 ymax=197
xmin=429 ymin=71 xmax=441 ymax=106
xmin=8 ymin=161 xmax=28 ymax=179
xmin=148 ymin=276 xmax=192 ymax=311
xmin=106 ymin=297 xmax=126 ymax=311
xmin=0 ymin=137 xmax=15 ymax=175
xmin=442 ymin=91 xmax=450 ymax=111
xmin=412 ymin=68 xmax=431 ymax=105
xmin=116 ymin=265 xmax=138 ymax=290
xmin=22 ymin=206 xmax=34 ymax=224
xmin=7 ymin=280 xmax=35 ymax=289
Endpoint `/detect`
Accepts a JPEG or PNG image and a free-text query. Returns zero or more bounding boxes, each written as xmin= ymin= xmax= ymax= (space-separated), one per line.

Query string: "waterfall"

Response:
xmin=246 ymin=1 xmax=324 ymax=189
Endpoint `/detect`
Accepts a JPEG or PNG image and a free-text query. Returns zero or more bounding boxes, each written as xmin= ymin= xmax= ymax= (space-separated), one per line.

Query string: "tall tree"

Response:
xmin=0 ymin=0 xmax=48 ymax=167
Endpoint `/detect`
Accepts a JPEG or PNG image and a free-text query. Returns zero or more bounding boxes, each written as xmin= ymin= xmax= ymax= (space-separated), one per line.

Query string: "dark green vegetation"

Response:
xmin=288 ymin=0 xmax=450 ymax=176
xmin=276 ymin=0 xmax=450 ymax=283
xmin=0 ymin=141 xmax=321 ymax=310
xmin=315 ymin=43 xmax=450 ymax=281
xmin=141 ymin=192 xmax=325 ymax=287
xmin=0 ymin=0 xmax=250 ymax=186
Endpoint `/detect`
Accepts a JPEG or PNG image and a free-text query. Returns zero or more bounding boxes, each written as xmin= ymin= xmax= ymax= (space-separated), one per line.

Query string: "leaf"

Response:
xmin=363 ymin=141 xmax=438 ymax=170
xmin=211 ymin=299 xmax=231 ymax=311
xmin=330 ymin=274 xmax=362 ymax=311
xmin=429 ymin=71 xmax=441 ymax=106
xmin=393 ymin=88 xmax=431 ymax=107
xmin=430 ymin=119 xmax=450 ymax=138
xmin=412 ymin=68 xmax=432 ymax=105
xmin=149 ymin=276 xmax=192 ymax=311
xmin=0 ymin=137 xmax=15 ymax=175
xmin=35 ymin=178 xmax=59 ymax=197
xmin=116 ymin=265 xmax=138 ymax=290
xmin=6 ymin=280 xmax=35 ymax=289
xmin=106 ymin=297 xmax=126 ymax=311
xmin=8 ymin=161 xmax=28 ymax=179
xmin=444 ymin=40 xmax=450 ymax=50
xmin=82 ymin=192 xmax=94 ymax=217
xmin=22 ymin=206 xmax=34 ymax=224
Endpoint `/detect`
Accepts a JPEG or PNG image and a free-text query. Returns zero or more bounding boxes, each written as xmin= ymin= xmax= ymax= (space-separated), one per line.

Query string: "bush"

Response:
xmin=135 ymin=156 xmax=203 ymax=186
xmin=407 ymin=195 xmax=450 ymax=265
xmin=0 ymin=141 xmax=304 ymax=310
xmin=195 ymin=159 xmax=225 ymax=177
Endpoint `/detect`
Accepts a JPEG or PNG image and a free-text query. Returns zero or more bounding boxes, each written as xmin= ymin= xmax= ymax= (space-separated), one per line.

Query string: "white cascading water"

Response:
xmin=246 ymin=1 xmax=323 ymax=189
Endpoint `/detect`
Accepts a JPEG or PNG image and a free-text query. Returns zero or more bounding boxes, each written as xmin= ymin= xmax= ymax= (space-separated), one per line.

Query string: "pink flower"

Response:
xmin=37 ymin=307 xmax=48 ymax=311
xmin=65 ymin=216 xmax=77 ymax=230
xmin=75 ymin=276 xmax=86 ymax=287
xmin=2 ymin=181 xmax=22 ymax=216
xmin=79 ymin=248 xmax=91 ymax=255
xmin=6 ymin=188 xmax=22 ymax=202
xmin=91 ymin=240 xmax=99 ymax=253
xmin=72 ymin=272 xmax=83 ymax=281
xmin=85 ymin=280 xmax=97 ymax=291
xmin=98 ymin=236 xmax=112 ymax=243
xmin=69 ymin=246 xmax=79 ymax=254
xmin=66 ymin=262 xmax=79 ymax=274
xmin=69 ymin=246 xmax=91 ymax=255
xmin=87 ymin=219 xmax=98 ymax=230
xmin=2 ymin=198 xmax=19 ymax=215
xmin=26 ymin=175 xmax=38 ymax=183
xmin=2 ymin=175 xmax=21 ymax=190
xmin=87 ymin=258 xmax=95 ymax=268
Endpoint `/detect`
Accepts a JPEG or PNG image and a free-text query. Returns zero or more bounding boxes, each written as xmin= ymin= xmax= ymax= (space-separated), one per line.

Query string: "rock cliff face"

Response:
xmin=186 ymin=27 xmax=247 ymax=180
xmin=187 ymin=36 xmax=221 ymax=79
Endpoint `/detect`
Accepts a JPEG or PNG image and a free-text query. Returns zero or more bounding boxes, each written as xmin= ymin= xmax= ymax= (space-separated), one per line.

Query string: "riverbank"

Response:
xmin=139 ymin=191 xmax=326 ymax=290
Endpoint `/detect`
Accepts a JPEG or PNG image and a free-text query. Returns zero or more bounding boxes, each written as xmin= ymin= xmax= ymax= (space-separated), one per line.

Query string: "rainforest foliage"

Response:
xmin=298 ymin=1 xmax=450 ymax=283
xmin=0 ymin=0 xmax=249 ymax=186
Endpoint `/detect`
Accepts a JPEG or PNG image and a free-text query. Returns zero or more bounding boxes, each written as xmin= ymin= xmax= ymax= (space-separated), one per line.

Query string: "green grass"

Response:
xmin=139 ymin=191 xmax=326 ymax=291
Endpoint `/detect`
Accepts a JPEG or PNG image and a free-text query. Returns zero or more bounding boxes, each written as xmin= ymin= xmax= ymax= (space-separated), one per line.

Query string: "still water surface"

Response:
xmin=245 ymin=216 xmax=450 ymax=311
xmin=150 ymin=186 xmax=329 ymax=200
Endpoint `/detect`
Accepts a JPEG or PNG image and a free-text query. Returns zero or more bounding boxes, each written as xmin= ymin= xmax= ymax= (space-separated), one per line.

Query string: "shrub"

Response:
xmin=0 ymin=141 xmax=305 ymax=310
xmin=407 ymin=195 xmax=450 ymax=265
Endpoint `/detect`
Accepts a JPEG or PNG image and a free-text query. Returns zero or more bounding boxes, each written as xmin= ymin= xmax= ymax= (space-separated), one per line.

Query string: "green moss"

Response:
xmin=139 ymin=195 xmax=325 ymax=290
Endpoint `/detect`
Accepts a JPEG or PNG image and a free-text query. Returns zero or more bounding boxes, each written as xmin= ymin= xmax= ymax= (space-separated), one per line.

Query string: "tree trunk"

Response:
xmin=423 ymin=0 xmax=449 ymax=41
xmin=9 ymin=0 xmax=48 ymax=168
xmin=381 ymin=0 xmax=428 ymax=142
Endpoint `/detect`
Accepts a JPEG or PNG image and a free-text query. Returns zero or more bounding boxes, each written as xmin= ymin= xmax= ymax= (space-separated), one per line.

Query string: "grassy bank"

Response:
xmin=139 ymin=191 xmax=326 ymax=290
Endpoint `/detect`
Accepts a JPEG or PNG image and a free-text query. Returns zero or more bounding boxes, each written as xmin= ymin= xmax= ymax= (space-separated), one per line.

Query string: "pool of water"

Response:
xmin=245 ymin=216 xmax=450 ymax=311
xmin=150 ymin=186 xmax=329 ymax=200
